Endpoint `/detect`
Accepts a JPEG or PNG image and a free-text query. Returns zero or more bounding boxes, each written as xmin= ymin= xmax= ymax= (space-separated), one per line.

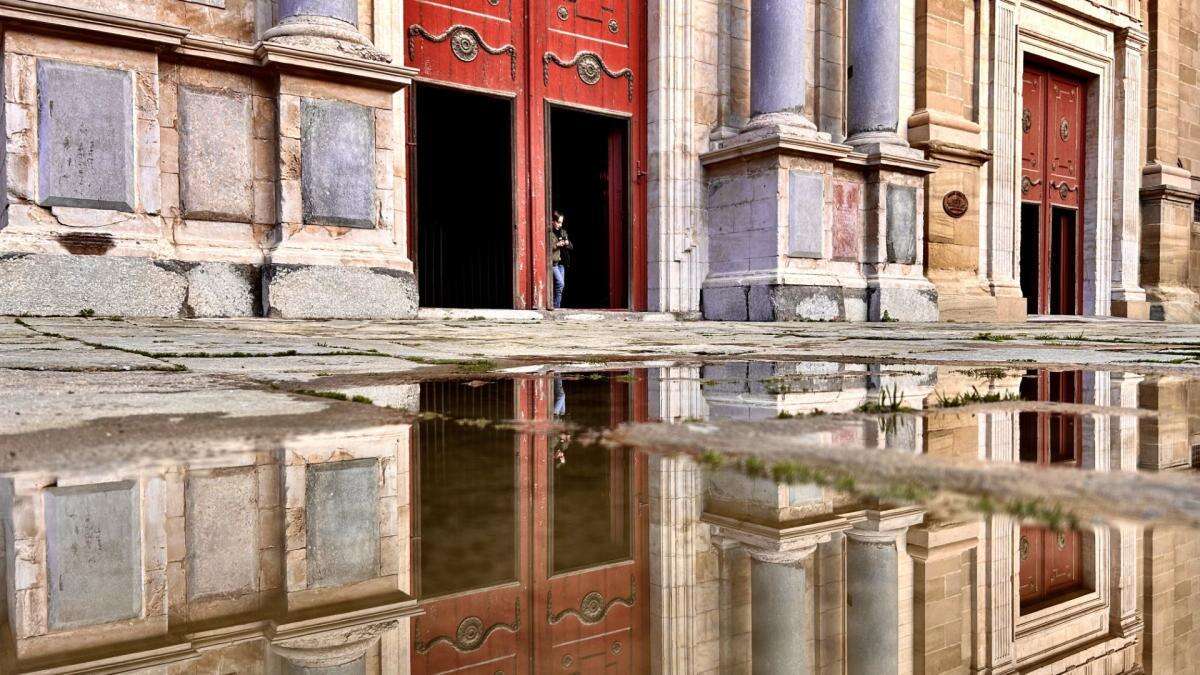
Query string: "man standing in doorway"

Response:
xmin=551 ymin=211 xmax=573 ymax=309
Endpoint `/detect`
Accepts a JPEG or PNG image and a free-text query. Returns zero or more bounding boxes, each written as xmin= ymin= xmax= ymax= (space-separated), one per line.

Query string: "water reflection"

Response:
xmin=0 ymin=364 xmax=1197 ymax=672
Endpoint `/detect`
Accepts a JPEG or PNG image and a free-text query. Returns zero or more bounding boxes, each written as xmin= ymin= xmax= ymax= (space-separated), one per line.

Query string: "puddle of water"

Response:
xmin=2 ymin=362 xmax=1198 ymax=672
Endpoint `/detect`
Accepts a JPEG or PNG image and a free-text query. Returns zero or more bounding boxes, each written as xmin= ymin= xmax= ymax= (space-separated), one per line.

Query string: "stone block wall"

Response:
xmin=0 ymin=427 xmax=414 ymax=672
xmin=0 ymin=0 xmax=416 ymax=319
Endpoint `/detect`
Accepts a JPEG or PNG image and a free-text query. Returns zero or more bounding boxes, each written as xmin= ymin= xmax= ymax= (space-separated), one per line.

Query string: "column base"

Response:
xmin=1145 ymin=284 xmax=1200 ymax=322
xmin=702 ymin=281 xmax=868 ymax=322
xmin=866 ymin=276 xmax=938 ymax=322
xmin=847 ymin=130 xmax=909 ymax=154
xmin=263 ymin=263 xmax=417 ymax=319
xmin=1111 ymin=299 xmax=1151 ymax=320
xmin=927 ymin=272 xmax=999 ymax=322
xmin=0 ymin=253 xmax=260 ymax=318
xmin=263 ymin=15 xmax=392 ymax=62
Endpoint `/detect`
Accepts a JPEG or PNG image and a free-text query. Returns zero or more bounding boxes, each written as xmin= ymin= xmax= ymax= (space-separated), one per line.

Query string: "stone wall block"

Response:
xmin=832 ymin=180 xmax=862 ymax=261
xmin=185 ymin=262 xmax=261 ymax=317
xmin=36 ymin=60 xmax=135 ymax=212
xmin=886 ymin=184 xmax=918 ymax=264
xmin=179 ymin=87 xmax=254 ymax=222
xmin=185 ymin=471 xmax=258 ymax=601
xmin=264 ymin=263 xmax=417 ymax=319
xmin=299 ymin=98 xmax=375 ymax=229
xmin=6 ymin=55 xmax=35 ymax=105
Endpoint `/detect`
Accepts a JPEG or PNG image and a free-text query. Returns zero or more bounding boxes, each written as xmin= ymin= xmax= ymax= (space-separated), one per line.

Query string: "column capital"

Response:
xmin=746 ymin=543 xmax=818 ymax=565
xmin=848 ymin=505 xmax=925 ymax=542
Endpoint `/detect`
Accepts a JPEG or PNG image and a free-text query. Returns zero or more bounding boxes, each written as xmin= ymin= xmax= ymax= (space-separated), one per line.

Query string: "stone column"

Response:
xmin=845 ymin=508 xmax=923 ymax=675
xmin=846 ymin=0 xmax=906 ymax=150
xmin=748 ymin=546 xmax=816 ymax=675
xmin=908 ymin=522 xmax=980 ymax=675
xmin=745 ymin=0 xmax=818 ymax=132
xmin=264 ymin=0 xmax=386 ymax=59
xmin=1111 ymin=28 xmax=1150 ymax=318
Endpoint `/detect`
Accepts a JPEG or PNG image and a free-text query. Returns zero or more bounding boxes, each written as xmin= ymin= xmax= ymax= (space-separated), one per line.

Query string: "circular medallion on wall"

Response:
xmin=1059 ymin=117 xmax=1070 ymax=141
xmin=1022 ymin=108 xmax=1032 ymax=133
xmin=942 ymin=190 xmax=969 ymax=219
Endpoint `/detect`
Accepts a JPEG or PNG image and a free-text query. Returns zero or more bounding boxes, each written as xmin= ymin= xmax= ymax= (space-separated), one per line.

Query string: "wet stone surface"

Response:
xmin=1 ymin=316 xmax=1200 ymax=671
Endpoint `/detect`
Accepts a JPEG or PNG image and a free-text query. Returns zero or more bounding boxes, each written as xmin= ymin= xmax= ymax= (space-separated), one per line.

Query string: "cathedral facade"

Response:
xmin=0 ymin=0 xmax=1195 ymax=322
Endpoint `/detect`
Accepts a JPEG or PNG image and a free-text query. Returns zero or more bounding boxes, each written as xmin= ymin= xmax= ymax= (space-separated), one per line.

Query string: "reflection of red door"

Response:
xmin=1021 ymin=64 xmax=1085 ymax=315
xmin=405 ymin=0 xmax=647 ymax=310
xmin=1017 ymin=370 xmax=1084 ymax=611
xmin=412 ymin=374 xmax=649 ymax=673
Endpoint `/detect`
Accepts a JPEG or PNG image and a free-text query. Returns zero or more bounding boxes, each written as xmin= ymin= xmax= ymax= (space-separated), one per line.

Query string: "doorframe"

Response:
xmin=543 ymin=101 xmax=636 ymax=310
xmin=987 ymin=6 xmax=1119 ymax=317
xmin=406 ymin=81 xmax=525 ymax=309
xmin=1020 ymin=59 xmax=1087 ymax=316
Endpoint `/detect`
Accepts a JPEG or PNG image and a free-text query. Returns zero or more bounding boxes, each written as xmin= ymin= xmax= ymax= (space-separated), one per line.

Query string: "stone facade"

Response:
xmin=0 ymin=0 xmax=1199 ymax=321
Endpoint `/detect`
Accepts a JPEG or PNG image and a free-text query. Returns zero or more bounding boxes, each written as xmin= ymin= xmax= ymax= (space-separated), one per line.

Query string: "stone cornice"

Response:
xmin=0 ymin=0 xmax=189 ymax=49
xmin=840 ymin=148 xmax=940 ymax=176
xmin=919 ymin=141 xmax=993 ymax=167
xmin=0 ymin=0 xmax=415 ymax=90
xmin=1140 ymin=183 xmax=1199 ymax=205
xmin=701 ymin=130 xmax=852 ymax=167
xmin=256 ymin=41 xmax=417 ymax=89
xmin=701 ymin=511 xmax=853 ymax=557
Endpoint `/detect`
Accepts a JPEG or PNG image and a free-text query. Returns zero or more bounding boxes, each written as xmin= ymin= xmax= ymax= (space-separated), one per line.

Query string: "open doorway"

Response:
xmin=548 ymin=107 xmax=629 ymax=310
xmin=414 ymin=85 xmax=514 ymax=308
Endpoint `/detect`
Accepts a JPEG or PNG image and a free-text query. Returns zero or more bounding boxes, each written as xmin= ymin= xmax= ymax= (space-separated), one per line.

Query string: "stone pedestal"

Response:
xmin=1141 ymin=163 xmax=1200 ymax=322
xmin=907 ymin=522 xmax=979 ymax=675
xmin=860 ymin=151 xmax=940 ymax=322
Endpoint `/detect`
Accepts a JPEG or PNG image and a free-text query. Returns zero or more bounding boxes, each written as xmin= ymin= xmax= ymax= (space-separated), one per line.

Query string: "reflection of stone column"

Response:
xmin=846 ymin=508 xmax=923 ymax=675
xmin=648 ymin=454 xmax=702 ymax=674
xmin=745 ymin=0 xmax=818 ymax=133
xmin=846 ymin=0 xmax=905 ymax=150
xmin=749 ymin=546 xmax=815 ymax=674
xmin=1138 ymin=376 xmax=1194 ymax=471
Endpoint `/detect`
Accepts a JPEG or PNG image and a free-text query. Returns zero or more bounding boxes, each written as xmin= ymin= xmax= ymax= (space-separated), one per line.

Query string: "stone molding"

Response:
xmin=0 ymin=0 xmax=414 ymax=89
xmin=702 ymin=512 xmax=851 ymax=559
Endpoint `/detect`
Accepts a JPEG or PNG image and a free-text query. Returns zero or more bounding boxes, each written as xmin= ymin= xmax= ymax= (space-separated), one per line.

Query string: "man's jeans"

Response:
xmin=552 ymin=264 xmax=565 ymax=309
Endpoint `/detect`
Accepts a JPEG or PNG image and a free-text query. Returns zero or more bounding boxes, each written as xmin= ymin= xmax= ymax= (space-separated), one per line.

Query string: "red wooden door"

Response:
xmin=405 ymin=0 xmax=646 ymax=310
xmin=412 ymin=380 xmax=534 ymax=675
xmin=1021 ymin=64 xmax=1085 ymax=315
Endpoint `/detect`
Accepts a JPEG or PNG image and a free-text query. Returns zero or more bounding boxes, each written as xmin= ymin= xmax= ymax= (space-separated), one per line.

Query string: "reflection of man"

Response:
xmin=553 ymin=376 xmax=569 ymax=466
xmin=550 ymin=211 xmax=573 ymax=309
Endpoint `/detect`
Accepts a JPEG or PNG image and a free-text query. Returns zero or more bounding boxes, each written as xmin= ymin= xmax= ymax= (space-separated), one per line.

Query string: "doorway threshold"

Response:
xmin=1027 ymin=315 xmax=1136 ymax=323
xmin=417 ymin=308 xmax=677 ymax=323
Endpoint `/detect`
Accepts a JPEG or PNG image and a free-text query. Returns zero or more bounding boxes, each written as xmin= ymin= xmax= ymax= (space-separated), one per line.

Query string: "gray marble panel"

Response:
xmin=45 ymin=481 xmax=140 ymax=629
xmin=179 ymin=87 xmax=253 ymax=222
xmin=186 ymin=469 xmax=258 ymax=600
xmin=279 ymin=0 xmax=358 ymax=25
xmin=306 ymin=459 xmax=379 ymax=588
xmin=788 ymin=171 xmax=824 ymax=258
xmin=37 ymin=60 xmax=134 ymax=212
xmin=300 ymin=98 xmax=375 ymax=228
xmin=886 ymin=185 xmax=917 ymax=264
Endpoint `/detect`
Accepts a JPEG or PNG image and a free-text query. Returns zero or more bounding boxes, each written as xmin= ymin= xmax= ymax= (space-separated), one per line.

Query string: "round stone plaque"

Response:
xmin=943 ymin=191 xmax=969 ymax=219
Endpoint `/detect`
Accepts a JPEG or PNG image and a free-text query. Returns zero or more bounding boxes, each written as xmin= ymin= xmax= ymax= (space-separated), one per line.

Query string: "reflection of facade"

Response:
xmin=645 ymin=365 xmax=1200 ymax=674
xmin=3 ymin=368 xmax=1199 ymax=673
xmin=0 ymin=426 xmax=416 ymax=672
xmin=6 ymin=1 xmax=1200 ymax=323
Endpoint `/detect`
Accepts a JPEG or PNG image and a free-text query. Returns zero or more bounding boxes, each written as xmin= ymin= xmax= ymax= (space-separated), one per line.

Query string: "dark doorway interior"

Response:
xmin=415 ymin=86 xmax=513 ymax=308
xmin=1020 ymin=204 xmax=1041 ymax=316
xmin=549 ymin=107 xmax=629 ymax=309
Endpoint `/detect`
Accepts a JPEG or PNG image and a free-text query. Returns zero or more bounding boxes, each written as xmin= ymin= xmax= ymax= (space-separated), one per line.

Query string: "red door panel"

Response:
xmin=405 ymin=0 xmax=646 ymax=310
xmin=1047 ymin=76 xmax=1082 ymax=209
xmin=1021 ymin=71 xmax=1045 ymax=204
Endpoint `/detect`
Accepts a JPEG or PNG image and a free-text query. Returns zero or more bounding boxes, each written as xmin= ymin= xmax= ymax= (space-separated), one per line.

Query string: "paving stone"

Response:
xmin=36 ymin=60 xmax=134 ymax=212
xmin=300 ymin=98 xmax=375 ymax=229
xmin=45 ymin=481 xmax=140 ymax=629
xmin=305 ymin=459 xmax=379 ymax=588
xmin=178 ymin=87 xmax=254 ymax=222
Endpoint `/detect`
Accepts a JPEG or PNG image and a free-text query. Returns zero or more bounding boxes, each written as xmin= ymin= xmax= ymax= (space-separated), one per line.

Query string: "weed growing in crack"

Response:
xmin=294 ymin=390 xmax=374 ymax=405
xmin=856 ymin=385 xmax=910 ymax=413
xmin=974 ymin=331 xmax=1014 ymax=342
xmin=933 ymin=386 xmax=1021 ymax=408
